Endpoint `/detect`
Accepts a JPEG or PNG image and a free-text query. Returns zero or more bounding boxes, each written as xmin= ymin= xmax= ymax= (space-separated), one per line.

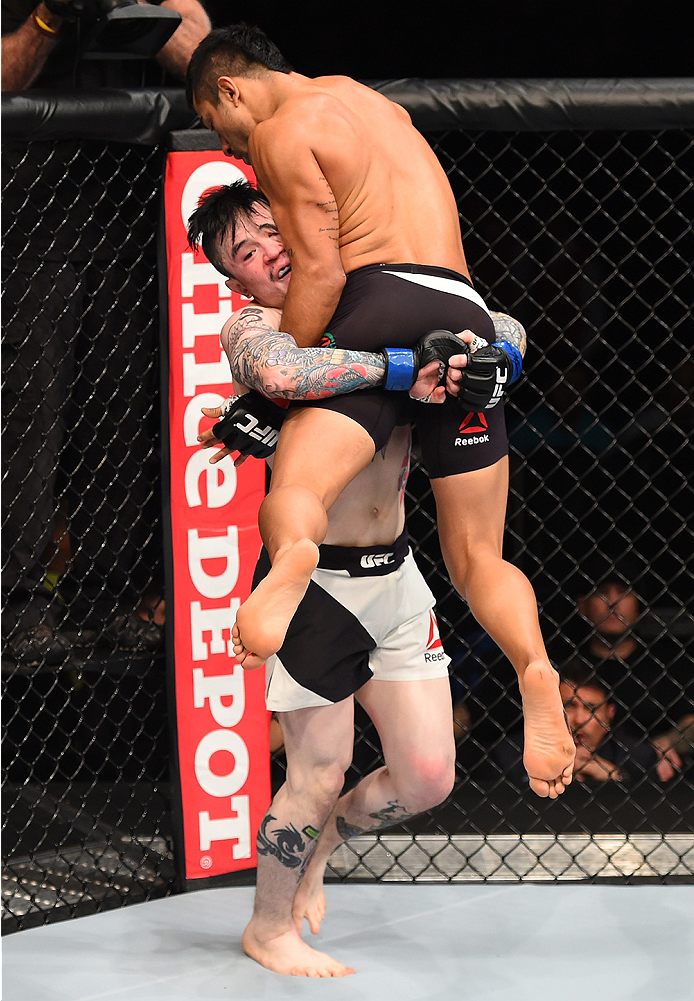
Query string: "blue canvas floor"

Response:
xmin=3 ymin=883 xmax=693 ymax=1001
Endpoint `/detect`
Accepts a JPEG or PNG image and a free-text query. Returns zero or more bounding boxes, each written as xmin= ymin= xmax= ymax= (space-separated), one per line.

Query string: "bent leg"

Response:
xmin=234 ymin=408 xmax=375 ymax=668
xmin=243 ymin=700 xmax=356 ymax=977
xmin=294 ymin=678 xmax=456 ymax=935
xmin=431 ymin=459 xmax=574 ymax=798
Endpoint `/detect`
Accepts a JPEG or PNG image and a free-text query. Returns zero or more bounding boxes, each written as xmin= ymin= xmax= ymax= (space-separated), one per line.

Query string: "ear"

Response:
xmin=225 ymin=276 xmax=249 ymax=296
xmin=217 ymin=75 xmax=241 ymax=106
xmin=607 ymin=703 xmax=616 ymax=723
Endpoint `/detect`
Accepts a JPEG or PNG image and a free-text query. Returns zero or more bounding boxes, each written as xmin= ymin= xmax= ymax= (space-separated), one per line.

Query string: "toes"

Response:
xmin=528 ymin=777 xmax=550 ymax=797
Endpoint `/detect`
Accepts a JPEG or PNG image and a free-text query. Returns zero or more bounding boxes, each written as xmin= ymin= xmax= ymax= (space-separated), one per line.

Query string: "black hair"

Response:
xmin=186 ymin=180 xmax=272 ymax=277
xmin=186 ymin=23 xmax=292 ymax=107
xmin=561 ymin=660 xmax=609 ymax=698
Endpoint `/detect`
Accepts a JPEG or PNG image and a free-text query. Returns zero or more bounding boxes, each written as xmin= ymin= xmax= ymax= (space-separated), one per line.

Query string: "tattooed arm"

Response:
xmin=490 ymin=311 xmax=527 ymax=358
xmin=222 ymin=304 xmax=386 ymax=401
xmin=223 ymin=305 xmax=528 ymax=402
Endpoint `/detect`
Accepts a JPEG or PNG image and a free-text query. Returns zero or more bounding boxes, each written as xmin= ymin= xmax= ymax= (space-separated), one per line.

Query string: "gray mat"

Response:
xmin=3 ymin=883 xmax=693 ymax=1000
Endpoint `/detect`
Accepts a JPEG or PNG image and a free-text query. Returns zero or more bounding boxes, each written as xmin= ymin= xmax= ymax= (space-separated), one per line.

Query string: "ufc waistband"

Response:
xmin=317 ymin=529 xmax=409 ymax=576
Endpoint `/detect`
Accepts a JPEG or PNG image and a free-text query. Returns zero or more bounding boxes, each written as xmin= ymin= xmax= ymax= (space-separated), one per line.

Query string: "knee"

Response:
xmin=286 ymin=758 xmax=347 ymax=811
xmin=442 ymin=552 xmax=468 ymax=599
xmin=396 ymin=754 xmax=456 ymax=813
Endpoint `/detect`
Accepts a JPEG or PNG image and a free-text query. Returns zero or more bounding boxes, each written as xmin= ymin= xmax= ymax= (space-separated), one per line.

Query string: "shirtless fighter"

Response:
xmin=188 ymin=185 xmax=460 ymax=978
xmin=187 ymin=24 xmax=574 ymax=798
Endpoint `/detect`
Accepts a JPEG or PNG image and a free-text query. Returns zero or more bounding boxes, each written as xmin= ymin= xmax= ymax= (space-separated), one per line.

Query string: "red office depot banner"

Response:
xmin=163 ymin=148 xmax=271 ymax=882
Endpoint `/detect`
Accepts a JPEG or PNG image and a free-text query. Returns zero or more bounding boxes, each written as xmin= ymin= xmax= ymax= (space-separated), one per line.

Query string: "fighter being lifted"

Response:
xmin=188 ymin=180 xmax=528 ymax=978
xmin=187 ymin=23 xmax=575 ymax=798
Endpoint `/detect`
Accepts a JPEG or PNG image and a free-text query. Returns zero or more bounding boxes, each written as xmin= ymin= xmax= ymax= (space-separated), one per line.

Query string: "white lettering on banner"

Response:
xmin=188 ymin=527 xmax=240 ymax=598
xmin=182 ymin=352 xmax=232 ymax=397
xmin=181 ymin=252 xmax=230 ymax=301
xmin=172 ymin=156 xmax=262 ymax=876
xmin=185 ymin=449 xmax=237 ymax=509
xmin=199 ymin=796 xmax=251 ymax=857
xmin=193 ymin=664 xmax=246 ymax=727
xmin=190 ymin=599 xmax=240 ymax=660
xmin=182 ymin=300 xmax=233 ymax=343
xmin=180 ymin=162 xmax=247 ymax=230
xmin=183 ymin=393 xmax=226 ymax=447
xmin=195 ymin=728 xmax=250 ymax=797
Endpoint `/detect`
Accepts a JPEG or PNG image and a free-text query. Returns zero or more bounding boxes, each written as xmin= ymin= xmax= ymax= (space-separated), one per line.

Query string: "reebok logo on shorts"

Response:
xmin=455 ymin=411 xmax=490 ymax=447
xmin=424 ymin=610 xmax=446 ymax=663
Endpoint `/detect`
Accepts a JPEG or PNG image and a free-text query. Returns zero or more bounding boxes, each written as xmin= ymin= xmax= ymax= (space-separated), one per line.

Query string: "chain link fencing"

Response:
xmin=3 ymin=82 xmax=693 ymax=933
xmin=2 ymin=129 xmax=175 ymax=932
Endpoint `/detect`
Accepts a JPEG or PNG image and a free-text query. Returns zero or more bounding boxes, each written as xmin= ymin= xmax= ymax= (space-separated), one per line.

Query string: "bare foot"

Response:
xmin=233 ymin=539 xmax=319 ymax=669
xmin=231 ymin=626 xmax=266 ymax=672
xmin=242 ymin=923 xmax=354 ymax=978
xmin=521 ymin=660 xmax=575 ymax=799
xmin=292 ymin=866 xmax=327 ymax=936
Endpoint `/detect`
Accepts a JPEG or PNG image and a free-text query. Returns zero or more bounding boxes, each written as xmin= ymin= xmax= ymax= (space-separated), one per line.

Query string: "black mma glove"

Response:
xmin=456 ymin=340 xmax=523 ymax=410
xmin=381 ymin=330 xmax=470 ymax=391
xmin=214 ymin=391 xmax=286 ymax=459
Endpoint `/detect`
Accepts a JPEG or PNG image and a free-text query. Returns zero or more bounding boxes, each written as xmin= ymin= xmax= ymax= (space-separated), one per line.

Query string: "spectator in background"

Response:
xmin=1 ymin=0 xmax=211 ymax=662
xmin=577 ymin=568 xmax=694 ymax=782
xmin=494 ymin=660 xmax=661 ymax=787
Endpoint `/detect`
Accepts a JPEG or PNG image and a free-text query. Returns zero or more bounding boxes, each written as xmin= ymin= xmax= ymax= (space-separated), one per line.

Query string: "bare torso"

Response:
xmin=229 ymin=304 xmax=409 ymax=548
xmin=250 ymin=74 xmax=469 ymax=279
xmin=264 ymin=423 xmax=409 ymax=548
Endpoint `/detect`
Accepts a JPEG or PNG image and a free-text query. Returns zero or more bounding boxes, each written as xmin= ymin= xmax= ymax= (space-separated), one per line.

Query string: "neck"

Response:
xmin=251 ymin=70 xmax=308 ymax=118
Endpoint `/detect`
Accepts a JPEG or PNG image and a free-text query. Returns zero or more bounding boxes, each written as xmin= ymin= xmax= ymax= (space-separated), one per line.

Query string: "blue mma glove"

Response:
xmin=214 ymin=391 xmax=286 ymax=458
xmin=382 ymin=330 xmax=470 ymax=391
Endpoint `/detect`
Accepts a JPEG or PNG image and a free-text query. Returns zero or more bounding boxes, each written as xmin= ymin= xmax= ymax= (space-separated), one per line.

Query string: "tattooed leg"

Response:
xmin=243 ymin=701 xmax=356 ymax=977
xmin=292 ymin=770 xmax=417 ymax=936
xmin=294 ymin=678 xmax=456 ymax=936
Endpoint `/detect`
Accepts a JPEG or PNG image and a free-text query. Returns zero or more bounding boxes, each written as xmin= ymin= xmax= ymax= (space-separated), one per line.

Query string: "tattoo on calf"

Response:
xmin=256 ymin=813 xmax=320 ymax=871
xmin=336 ymin=816 xmax=365 ymax=840
xmin=368 ymin=800 xmax=412 ymax=828
xmin=336 ymin=801 xmax=413 ymax=843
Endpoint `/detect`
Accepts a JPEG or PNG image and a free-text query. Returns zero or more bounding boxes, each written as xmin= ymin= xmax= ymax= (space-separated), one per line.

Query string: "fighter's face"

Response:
xmin=218 ymin=205 xmax=291 ymax=309
xmin=195 ymin=94 xmax=253 ymax=163
xmin=560 ymin=681 xmax=615 ymax=752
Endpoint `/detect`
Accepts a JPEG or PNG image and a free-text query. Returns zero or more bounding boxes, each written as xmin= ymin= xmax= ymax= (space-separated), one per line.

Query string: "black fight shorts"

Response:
xmin=297 ymin=263 xmax=508 ymax=478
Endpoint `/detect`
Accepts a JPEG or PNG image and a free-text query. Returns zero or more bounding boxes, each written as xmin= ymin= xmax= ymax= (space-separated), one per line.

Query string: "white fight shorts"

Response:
xmin=253 ymin=532 xmax=451 ymax=712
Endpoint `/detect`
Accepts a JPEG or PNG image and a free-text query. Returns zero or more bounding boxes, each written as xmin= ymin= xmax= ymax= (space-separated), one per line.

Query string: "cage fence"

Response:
xmin=3 ymin=82 xmax=694 ymax=934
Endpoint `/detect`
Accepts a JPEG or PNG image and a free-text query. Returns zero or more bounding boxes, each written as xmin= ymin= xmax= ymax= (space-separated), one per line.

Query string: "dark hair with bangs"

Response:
xmin=561 ymin=660 xmax=609 ymax=699
xmin=186 ymin=23 xmax=292 ymax=107
xmin=186 ymin=180 xmax=272 ymax=277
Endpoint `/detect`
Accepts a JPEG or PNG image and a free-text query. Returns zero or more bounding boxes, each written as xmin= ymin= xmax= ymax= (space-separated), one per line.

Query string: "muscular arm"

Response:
xmin=1 ymin=3 xmax=64 ymax=91
xmin=155 ymin=0 xmax=211 ymax=79
xmin=222 ymin=306 xmax=385 ymax=400
xmin=250 ymin=110 xmax=348 ymax=347
xmin=223 ymin=307 xmax=527 ymax=402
